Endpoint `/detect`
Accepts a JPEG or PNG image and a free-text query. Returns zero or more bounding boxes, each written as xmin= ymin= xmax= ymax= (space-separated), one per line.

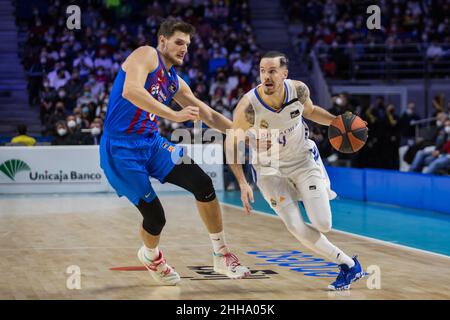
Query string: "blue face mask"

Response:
xmin=82 ymin=107 xmax=89 ymax=114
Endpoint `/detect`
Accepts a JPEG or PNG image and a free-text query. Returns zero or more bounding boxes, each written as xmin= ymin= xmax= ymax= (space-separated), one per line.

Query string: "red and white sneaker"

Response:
xmin=137 ymin=247 xmax=180 ymax=286
xmin=213 ymin=251 xmax=251 ymax=279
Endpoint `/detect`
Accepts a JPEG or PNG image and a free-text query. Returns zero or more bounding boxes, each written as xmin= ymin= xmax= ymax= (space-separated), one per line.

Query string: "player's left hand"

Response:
xmin=239 ymin=182 xmax=254 ymax=215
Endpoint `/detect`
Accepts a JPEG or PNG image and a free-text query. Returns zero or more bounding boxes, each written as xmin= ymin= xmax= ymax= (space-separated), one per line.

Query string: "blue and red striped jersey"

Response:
xmin=103 ymin=49 xmax=179 ymax=138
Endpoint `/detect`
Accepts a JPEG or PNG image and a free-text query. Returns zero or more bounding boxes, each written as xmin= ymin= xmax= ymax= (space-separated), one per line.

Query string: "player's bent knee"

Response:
xmin=193 ymin=174 xmax=216 ymax=202
xmin=314 ymin=219 xmax=332 ymax=233
xmin=136 ymin=198 xmax=166 ymax=236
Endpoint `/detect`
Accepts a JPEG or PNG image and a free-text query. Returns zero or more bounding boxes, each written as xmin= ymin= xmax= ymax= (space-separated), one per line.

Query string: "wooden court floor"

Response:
xmin=0 ymin=193 xmax=449 ymax=300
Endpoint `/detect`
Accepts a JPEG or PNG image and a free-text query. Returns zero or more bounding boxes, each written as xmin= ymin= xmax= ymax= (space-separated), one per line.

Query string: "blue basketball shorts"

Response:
xmin=99 ymin=133 xmax=183 ymax=205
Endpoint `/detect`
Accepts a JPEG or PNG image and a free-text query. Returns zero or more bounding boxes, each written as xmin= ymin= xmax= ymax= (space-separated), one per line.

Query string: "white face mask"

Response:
xmin=445 ymin=126 xmax=450 ymax=134
xmin=91 ymin=127 xmax=101 ymax=136
xmin=437 ymin=120 xmax=443 ymax=127
xmin=67 ymin=120 xmax=76 ymax=128
xmin=57 ymin=128 xmax=67 ymax=136
xmin=76 ymin=117 xmax=82 ymax=125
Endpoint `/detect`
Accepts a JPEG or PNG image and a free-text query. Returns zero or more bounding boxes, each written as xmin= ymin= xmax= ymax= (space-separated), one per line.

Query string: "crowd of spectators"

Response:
xmin=20 ymin=0 xmax=259 ymax=146
xmin=283 ymin=0 xmax=450 ymax=78
xmin=15 ymin=0 xmax=450 ymax=176
xmin=307 ymin=92 xmax=450 ymax=174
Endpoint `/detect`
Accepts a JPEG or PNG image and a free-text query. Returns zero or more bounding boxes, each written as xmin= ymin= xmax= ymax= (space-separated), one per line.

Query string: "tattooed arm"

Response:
xmin=225 ymin=95 xmax=255 ymax=213
xmin=293 ymin=80 xmax=336 ymax=126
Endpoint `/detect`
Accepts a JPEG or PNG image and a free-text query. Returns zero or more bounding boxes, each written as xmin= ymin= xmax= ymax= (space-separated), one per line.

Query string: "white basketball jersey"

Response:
xmin=245 ymin=79 xmax=337 ymax=200
xmin=245 ymin=79 xmax=316 ymax=175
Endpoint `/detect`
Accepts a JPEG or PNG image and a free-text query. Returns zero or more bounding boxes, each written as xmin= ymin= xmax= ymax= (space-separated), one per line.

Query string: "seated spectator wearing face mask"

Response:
xmin=51 ymin=121 xmax=72 ymax=145
xmin=83 ymin=120 xmax=103 ymax=145
xmin=66 ymin=115 xmax=84 ymax=145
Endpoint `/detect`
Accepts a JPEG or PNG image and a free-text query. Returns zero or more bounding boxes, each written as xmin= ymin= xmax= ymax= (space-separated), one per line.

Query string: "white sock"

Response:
xmin=142 ymin=244 xmax=160 ymax=261
xmin=209 ymin=231 xmax=228 ymax=254
xmin=314 ymin=234 xmax=355 ymax=268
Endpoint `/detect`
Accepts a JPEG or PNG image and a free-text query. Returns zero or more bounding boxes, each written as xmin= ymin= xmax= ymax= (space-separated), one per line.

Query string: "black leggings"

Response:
xmin=136 ymin=160 xmax=216 ymax=235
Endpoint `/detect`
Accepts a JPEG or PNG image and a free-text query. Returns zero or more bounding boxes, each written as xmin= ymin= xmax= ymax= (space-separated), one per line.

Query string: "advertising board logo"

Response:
xmin=0 ymin=159 xmax=31 ymax=181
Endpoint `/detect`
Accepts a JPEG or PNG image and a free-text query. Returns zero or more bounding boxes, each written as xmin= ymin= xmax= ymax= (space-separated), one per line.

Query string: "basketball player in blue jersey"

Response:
xmin=100 ymin=19 xmax=250 ymax=285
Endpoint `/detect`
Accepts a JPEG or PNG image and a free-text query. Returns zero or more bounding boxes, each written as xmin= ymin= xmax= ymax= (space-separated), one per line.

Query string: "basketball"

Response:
xmin=328 ymin=113 xmax=368 ymax=153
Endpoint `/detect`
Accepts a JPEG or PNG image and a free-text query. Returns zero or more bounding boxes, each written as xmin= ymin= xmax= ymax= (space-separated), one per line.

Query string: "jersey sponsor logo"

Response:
xmin=150 ymin=83 xmax=167 ymax=102
xmin=290 ymin=109 xmax=300 ymax=119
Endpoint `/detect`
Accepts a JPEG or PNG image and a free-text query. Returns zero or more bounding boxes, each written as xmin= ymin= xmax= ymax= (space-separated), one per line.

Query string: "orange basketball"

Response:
xmin=328 ymin=113 xmax=368 ymax=153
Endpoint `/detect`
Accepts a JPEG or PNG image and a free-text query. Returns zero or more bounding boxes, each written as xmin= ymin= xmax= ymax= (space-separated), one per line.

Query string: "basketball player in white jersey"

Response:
xmin=226 ymin=51 xmax=365 ymax=290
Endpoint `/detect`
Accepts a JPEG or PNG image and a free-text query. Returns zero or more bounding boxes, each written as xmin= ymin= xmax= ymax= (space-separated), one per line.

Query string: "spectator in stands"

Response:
xmin=77 ymin=84 xmax=96 ymax=107
xmin=432 ymin=94 xmax=445 ymax=116
xmin=426 ymin=42 xmax=445 ymax=60
xmin=64 ymin=71 xmax=84 ymax=111
xmin=84 ymin=120 xmax=103 ymax=145
xmin=49 ymin=68 xmax=71 ymax=90
xmin=51 ymin=121 xmax=72 ymax=145
xmin=10 ymin=124 xmax=36 ymax=146
xmin=399 ymin=102 xmax=421 ymax=146
xmin=45 ymin=102 xmax=66 ymax=136
xmin=66 ymin=115 xmax=84 ymax=145
xmin=233 ymin=51 xmax=253 ymax=75
xmin=409 ymin=119 xmax=450 ymax=173
xmin=403 ymin=112 xmax=449 ymax=165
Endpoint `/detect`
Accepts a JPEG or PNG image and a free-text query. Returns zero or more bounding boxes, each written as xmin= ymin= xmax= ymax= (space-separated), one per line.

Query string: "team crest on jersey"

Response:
xmin=260 ymin=120 xmax=269 ymax=129
xmin=270 ymin=198 xmax=277 ymax=207
xmin=162 ymin=142 xmax=175 ymax=153
xmin=168 ymin=83 xmax=177 ymax=93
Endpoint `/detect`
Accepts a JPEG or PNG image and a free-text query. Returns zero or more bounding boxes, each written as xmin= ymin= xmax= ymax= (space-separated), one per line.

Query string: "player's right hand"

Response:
xmin=239 ymin=182 xmax=254 ymax=215
xmin=173 ymin=106 xmax=200 ymax=122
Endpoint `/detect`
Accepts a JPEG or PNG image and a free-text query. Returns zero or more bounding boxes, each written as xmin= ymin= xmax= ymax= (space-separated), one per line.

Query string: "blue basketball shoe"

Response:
xmin=328 ymin=256 xmax=365 ymax=291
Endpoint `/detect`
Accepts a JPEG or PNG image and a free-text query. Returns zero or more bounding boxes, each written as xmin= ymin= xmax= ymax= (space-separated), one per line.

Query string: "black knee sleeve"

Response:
xmin=136 ymin=197 xmax=166 ymax=236
xmin=165 ymin=161 xmax=216 ymax=202
xmin=192 ymin=172 xmax=216 ymax=202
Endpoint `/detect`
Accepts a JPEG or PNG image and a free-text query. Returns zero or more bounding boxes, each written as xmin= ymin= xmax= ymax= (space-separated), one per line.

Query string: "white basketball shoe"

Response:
xmin=137 ymin=246 xmax=180 ymax=285
xmin=213 ymin=251 xmax=251 ymax=279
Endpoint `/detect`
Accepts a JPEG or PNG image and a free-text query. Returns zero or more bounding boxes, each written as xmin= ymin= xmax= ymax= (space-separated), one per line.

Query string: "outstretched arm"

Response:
xmin=225 ymin=95 xmax=255 ymax=214
xmin=174 ymin=76 xmax=232 ymax=133
xmin=122 ymin=46 xmax=199 ymax=123
xmin=293 ymin=80 xmax=336 ymax=126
